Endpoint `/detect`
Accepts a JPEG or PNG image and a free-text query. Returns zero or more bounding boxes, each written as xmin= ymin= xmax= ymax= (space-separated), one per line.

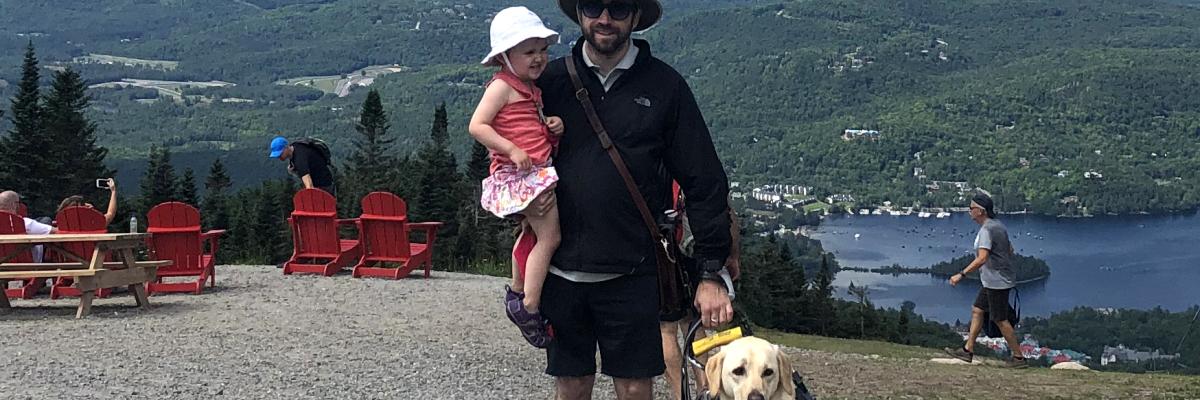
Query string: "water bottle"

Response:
xmin=129 ymin=216 xmax=138 ymax=233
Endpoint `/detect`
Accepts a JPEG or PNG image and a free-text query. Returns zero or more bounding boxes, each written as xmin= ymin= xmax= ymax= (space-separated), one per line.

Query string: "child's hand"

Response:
xmin=509 ymin=148 xmax=533 ymax=171
xmin=545 ymin=116 xmax=564 ymax=136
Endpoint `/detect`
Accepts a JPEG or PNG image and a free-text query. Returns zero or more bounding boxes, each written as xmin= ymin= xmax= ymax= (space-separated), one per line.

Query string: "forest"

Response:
xmin=3 ymin=0 xmax=1199 ymax=215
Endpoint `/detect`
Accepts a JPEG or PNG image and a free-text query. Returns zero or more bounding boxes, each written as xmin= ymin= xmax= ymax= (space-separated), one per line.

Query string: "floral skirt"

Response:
xmin=481 ymin=162 xmax=559 ymax=218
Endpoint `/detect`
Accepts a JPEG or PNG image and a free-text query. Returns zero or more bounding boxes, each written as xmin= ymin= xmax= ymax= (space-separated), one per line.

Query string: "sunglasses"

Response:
xmin=579 ymin=2 xmax=638 ymax=21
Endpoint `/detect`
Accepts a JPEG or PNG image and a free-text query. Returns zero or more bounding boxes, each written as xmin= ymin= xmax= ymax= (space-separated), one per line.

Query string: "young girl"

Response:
xmin=468 ymin=6 xmax=562 ymax=349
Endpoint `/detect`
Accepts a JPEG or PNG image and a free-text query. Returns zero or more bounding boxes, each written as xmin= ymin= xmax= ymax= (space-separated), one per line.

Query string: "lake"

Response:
xmin=809 ymin=212 xmax=1200 ymax=323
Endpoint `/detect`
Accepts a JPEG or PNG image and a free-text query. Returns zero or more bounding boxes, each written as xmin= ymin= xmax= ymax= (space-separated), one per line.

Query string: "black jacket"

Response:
xmin=537 ymin=38 xmax=731 ymax=275
xmin=289 ymin=143 xmax=334 ymax=189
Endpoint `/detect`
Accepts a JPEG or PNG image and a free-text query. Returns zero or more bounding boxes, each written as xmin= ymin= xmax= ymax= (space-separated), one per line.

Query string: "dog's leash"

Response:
xmin=682 ymin=319 xmax=818 ymax=400
xmin=683 ymin=319 xmax=744 ymax=400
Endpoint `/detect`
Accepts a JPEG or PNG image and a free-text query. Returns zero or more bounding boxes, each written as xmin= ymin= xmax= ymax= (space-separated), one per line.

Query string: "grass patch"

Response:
xmin=803 ymin=202 xmax=831 ymax=213
xmin=756 ymin=328 xmax=941 ymax=359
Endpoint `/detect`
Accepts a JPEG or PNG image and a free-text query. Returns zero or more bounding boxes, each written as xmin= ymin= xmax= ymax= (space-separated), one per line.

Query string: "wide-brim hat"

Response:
xmin=481 ymin=7 xmax=560 ymax=66
xmin=558 ymin=0 xmax=662 ymax=32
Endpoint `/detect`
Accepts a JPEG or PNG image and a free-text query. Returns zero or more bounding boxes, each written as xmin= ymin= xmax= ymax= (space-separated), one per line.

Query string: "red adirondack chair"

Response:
xmin=49 ymin=206 xmax=112 ymax=299
xmin=1 ymin=211 xmax=42 ymax=299
xmin=352 ymin=192 xmax=443 ymax=280
xmin=283 ymin=189 xmax=361 ymax=276
xmin=145 ymin=202 xmax=225 ymax=295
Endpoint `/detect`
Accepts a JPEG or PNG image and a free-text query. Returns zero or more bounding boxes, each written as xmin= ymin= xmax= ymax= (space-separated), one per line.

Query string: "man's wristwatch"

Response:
xmin=699 ymin=269 xmax=724 ymax=283
xmin=699 ymin=258 xmax=723 ymax=273
xmin=698 ymin=259 xmax=724 ymax=283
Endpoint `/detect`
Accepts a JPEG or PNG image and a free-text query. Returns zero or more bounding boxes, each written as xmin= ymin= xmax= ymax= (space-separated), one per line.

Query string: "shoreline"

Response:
xmin=830 ymin=208 xmax=1199 ymax=219
xmin=839 ymin=266 xmax=1050 ymax=284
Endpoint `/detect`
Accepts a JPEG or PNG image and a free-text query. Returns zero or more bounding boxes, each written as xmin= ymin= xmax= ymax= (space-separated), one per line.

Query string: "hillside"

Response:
xmin=1 ymin=0 xmax=1199 ymax=215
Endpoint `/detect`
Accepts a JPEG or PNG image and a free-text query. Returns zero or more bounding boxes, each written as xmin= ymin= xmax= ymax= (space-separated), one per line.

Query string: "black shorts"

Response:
xmin=541 ymin=273 xmax=665 ymax=379
xmin=974 ymin=287 xmax=1012 ymax=322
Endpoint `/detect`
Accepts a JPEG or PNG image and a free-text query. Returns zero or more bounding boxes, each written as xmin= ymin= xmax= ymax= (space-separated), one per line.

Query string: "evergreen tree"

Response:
xmin=809 ymin=254 xmax=837 ymax=334
xmin=739 ymin=236 xmax=810 ymax=332
xmin=274 ymin=178 xmax=297 ymax=263
xmin=898 ymin=300 xmax=916 ymax=344
xmin=44 ymin=67 xmax=110 ymax=201
xmin=387 ymin=155 xmax=419 ymax=202
xmin=227 ymin=189 xmax=260 ymax=262
xmin=0 ymin=42 xmax=53 ymax=214
xmin=177 ymin=168 xmax=199 ymax=207
xmin=456 ymin=141 xmax=503 ymax=266
xmin=415 ymin=103 xmax=463 ymax=266
xmin=467 ymin=141 xmax=491 ymax=184
xmin=345 ymin=89 xmax=395 ymax=198
xmin=848 ymin=282 xmax=873 ymax=339
xmin=451 ymin=205 xmax=478 ymax=271
xmin=139 ymin=146 xmax=177 ymax=214
xmin=254 ymin=180 xmax=284 ymax=265
xmin=203 ymin=159 xmax=232 ymax=230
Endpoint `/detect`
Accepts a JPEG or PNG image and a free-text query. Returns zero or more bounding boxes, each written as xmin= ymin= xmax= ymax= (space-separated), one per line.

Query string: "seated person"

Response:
xmin=57 ymin=178 xmax=119 ymax=224
xmin=0 ymin=190 xmax=56 ymax=262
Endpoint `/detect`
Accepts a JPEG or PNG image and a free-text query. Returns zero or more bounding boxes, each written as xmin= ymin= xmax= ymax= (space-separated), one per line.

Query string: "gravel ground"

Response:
xmin=5 ymin=267 xmax=1199 ymax=400
xmin=1 ymin=266 xmax=608 ymax=399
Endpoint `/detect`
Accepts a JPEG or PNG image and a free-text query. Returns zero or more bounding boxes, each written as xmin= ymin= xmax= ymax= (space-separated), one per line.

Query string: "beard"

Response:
xmin=582 ymin=22 xmax=632 ymax=56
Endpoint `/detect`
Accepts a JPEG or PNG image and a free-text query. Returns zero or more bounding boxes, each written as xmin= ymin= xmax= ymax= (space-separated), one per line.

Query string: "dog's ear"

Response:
xmin=775 ymin=348 xmax=795 ymax=398
xmin=705 ymin=351 xmax=725 ymax=396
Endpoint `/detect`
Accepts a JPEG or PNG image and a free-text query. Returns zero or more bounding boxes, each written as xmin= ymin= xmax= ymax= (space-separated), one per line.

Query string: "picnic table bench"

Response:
xmin=0 ymin=233 xmax=170 ymax=318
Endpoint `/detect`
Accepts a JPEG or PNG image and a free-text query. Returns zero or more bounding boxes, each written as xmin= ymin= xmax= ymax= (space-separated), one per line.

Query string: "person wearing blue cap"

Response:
xmin=269 ymin=135 xmax=335 ymax=195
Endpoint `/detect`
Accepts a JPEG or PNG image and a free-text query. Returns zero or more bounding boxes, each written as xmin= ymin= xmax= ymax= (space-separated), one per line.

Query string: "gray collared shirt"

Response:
xmin=581 ymin=41 xmax=639 ymax=92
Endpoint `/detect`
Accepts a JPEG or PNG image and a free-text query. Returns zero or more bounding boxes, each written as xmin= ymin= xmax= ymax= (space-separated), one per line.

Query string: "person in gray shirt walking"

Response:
xmin=944 ymin=192 xmax=1027 ymax=368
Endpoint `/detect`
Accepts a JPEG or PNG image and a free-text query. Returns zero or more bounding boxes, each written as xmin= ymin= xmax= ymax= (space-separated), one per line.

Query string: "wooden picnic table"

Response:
xmin=0 ymin=233 xmax=170 ymax=318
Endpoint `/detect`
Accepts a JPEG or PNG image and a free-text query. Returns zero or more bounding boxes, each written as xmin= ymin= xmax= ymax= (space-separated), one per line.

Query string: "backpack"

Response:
xmin=292 ymin=137 xmax=332 ymax=165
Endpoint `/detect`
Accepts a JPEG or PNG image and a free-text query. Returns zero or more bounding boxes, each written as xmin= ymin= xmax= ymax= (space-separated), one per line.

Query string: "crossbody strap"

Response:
xmin=565 ymin=55 xmax=671 ymax=257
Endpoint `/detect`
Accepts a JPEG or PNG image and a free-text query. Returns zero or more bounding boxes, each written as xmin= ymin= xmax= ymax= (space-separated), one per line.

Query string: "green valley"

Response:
xmin=1 ymin=0 xmax=1198 ymax=215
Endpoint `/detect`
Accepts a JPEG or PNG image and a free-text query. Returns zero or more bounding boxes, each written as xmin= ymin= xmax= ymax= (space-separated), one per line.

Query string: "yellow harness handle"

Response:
xmin=690 ymin=326 xmax=746 ymax=358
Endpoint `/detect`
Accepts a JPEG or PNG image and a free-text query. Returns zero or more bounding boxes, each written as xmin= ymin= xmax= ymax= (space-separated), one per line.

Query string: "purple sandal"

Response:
xmin=505 ymin=285 xmax=553 ymax=348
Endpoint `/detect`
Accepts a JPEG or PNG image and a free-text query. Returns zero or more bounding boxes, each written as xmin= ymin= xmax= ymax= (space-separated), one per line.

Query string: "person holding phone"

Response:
xmin=56 ymin=178 xmax=119 ymax=224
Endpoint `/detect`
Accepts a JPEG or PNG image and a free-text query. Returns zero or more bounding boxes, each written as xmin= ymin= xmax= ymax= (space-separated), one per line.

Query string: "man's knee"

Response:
xmin=971 ymin=307 xmax=985 ymax=317
xmin=613 ymin=378 xmax=653 ymax=400
xmin=556 ymin=375 xmax=595 ymax=400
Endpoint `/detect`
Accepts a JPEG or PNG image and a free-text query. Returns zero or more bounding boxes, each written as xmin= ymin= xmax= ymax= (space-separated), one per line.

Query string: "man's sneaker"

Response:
xmin=1002 ymin=357 xmax=1029 ymax=369
xmin=944 ymin=347 xmax=974 ymax=363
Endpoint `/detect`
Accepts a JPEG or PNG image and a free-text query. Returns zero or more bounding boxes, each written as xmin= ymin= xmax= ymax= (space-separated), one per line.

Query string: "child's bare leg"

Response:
xmin=510 ymin=221 xmax=530 ymax=293
xmin=520 ymin=195 xmax=560 ymax=313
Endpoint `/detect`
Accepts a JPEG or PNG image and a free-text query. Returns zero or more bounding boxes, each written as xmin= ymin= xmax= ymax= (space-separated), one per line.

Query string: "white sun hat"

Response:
xmin=481 ymin=6 xmax=559 ymax=66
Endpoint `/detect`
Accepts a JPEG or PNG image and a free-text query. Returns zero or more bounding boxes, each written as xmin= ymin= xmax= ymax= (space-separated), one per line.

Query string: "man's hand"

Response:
xmin=545 ymin=116 xmax=564 ymax=136
xmin=103 ymin=178 xmax=116 ymax=191
xmin=949 ymin=273 xmax=963 ymax=286
xmin=695 ymin=280 xmax=733 ymax=328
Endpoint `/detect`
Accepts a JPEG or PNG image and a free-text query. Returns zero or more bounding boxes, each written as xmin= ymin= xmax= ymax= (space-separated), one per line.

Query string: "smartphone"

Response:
xmin=96 ymin=179 xmax=110 ymax=189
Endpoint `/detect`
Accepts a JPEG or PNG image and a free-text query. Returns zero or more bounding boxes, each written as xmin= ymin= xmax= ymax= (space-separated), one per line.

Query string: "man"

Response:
xmin=0 ymin=191 xmax=55 ymax=262
xmin=268 ymin=136 xmax=335 ymax=195
xmin=944 ymin=192 xmax=1027 ymax=368
xmin=536 ymin=1 xmax=735 ymax=398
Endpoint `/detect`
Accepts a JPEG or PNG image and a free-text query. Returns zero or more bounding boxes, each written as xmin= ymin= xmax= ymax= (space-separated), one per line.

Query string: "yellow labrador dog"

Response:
xmin=704 ymin=337 xmax=795 ymax=400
